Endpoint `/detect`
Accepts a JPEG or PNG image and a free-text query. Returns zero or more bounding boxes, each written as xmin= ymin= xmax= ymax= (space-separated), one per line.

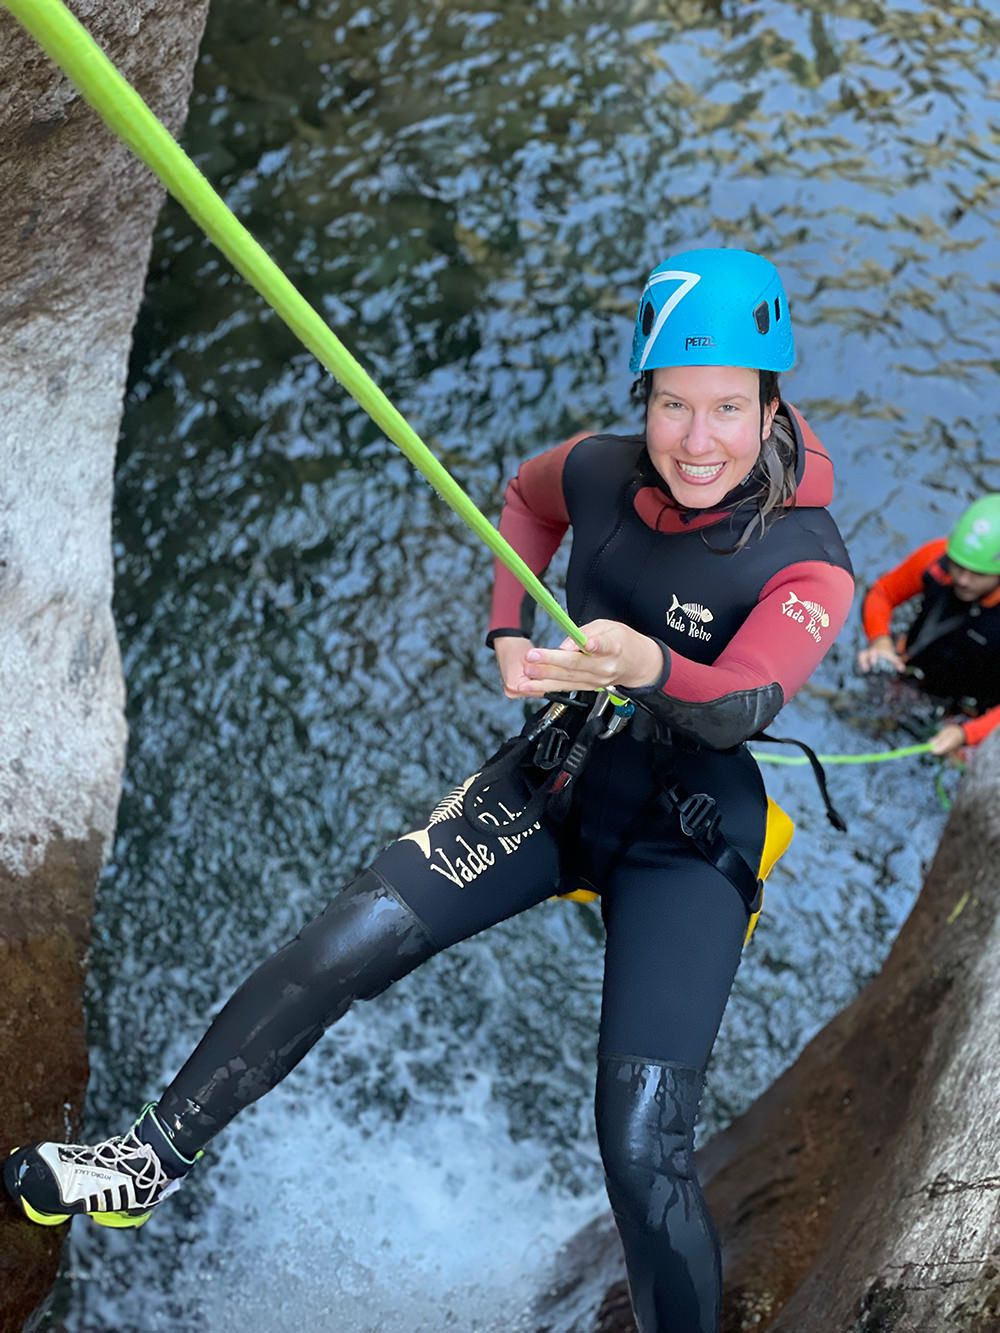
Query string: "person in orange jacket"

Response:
xmin=857 ymin=495 xmax=1000 ymax=756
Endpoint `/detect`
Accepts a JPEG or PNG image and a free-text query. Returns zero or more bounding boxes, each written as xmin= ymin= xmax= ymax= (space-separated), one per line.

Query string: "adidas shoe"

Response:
xmin=3 ymin=1105 xmax=190 ymax=1229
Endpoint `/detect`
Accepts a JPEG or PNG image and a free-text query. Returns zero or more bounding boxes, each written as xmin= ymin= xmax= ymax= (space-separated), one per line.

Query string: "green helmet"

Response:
xmin=947 ymin=495 xmax=1000 ymax=576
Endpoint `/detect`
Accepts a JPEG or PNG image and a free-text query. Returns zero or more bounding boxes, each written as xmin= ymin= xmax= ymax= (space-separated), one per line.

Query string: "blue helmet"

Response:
xmin=629 ymin=247 xmax=795 ymax=374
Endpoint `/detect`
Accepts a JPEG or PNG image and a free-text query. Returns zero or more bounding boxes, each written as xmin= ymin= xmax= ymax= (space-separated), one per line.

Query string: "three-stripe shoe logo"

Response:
xmin=37 ymin=1138 xmax=179 ymax=1214
xmin=42 ymin=1143 xmax=141 ymax=1210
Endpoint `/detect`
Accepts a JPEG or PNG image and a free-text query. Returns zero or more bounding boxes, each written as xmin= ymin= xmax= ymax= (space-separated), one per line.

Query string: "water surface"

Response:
xmin=48 ymin=1 xmax=997 ymax=1327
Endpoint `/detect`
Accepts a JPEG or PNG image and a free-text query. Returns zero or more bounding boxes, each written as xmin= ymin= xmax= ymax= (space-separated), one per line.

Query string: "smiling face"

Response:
xmin=644 ymin=365 xmax=779 ymax=509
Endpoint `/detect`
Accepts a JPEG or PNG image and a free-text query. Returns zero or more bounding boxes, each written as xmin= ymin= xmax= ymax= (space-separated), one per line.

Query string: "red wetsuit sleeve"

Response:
xmin=961 ymin=706 xmax=1000 ymax=748
xmin=632 ymin=560 xmax=855 ymax=749
xmin=861 ymin=538 xmax=948 ymax=640
xmin=486 ymin=435 xmax=586 ymax=644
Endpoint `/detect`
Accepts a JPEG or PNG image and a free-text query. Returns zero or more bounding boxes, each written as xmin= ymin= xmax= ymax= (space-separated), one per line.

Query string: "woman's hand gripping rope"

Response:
xmin=495 ymin=621 xmax=664 ymax=700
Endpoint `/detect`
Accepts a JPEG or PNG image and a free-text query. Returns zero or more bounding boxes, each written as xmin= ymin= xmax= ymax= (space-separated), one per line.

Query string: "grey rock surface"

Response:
xmin=0 ymin=3 xmax=209 ymax=1328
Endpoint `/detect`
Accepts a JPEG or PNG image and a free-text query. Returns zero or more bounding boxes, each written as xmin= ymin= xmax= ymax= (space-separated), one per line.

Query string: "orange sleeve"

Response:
xmin=861 ymin=538 xmax=949 ymax=640
xmin=961 ymin=706 xmax=1000 ymax=748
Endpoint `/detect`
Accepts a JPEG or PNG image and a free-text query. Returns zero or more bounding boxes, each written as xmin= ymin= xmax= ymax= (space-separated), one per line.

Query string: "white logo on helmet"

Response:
xmin=638 ymin=270 xmax=702 ymax=371
xmin=967 ymin=517 xmax=991 ymax=549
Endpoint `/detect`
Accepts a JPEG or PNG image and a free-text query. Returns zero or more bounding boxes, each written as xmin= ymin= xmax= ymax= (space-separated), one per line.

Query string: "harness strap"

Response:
xmin=753 ymin=731 xmax=848 ymax=831
xmin=599 ymin=736 xmax=764 ymax=920
xmin=463 ymin=694 xmax=601 ymax=838
xmin=544 ymin=703 xmax=611 ymax=825
xmin=903 ymin=596 xmax=971 ymax=664
xmin=657 ymin=782 xmax=763 ymax=916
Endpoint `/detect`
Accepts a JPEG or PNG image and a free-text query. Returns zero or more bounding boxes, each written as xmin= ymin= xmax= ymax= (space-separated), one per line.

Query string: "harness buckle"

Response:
xmin=673 ymin=789 xmax=721 ymax=845
xmin=533 ymin=727 xmax=572 ymax=771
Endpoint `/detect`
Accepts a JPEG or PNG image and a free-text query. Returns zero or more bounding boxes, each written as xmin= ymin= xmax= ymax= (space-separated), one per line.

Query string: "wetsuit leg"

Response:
xmin=155 ymin=771 xmax=562 ymax=1160
xmin=594 ymin=848 xmax=752 ymax=1333
xmin=596 ymin=1058 xmax=717 ymax=1333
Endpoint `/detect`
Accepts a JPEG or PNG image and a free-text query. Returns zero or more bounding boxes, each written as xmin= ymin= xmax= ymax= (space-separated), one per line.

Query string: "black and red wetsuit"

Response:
xmin=488 ymin=405 xmax=854 ymax=821
xmin=490 ymin=409 xmax=852 ymax=743
xmin=862 ymin=539 xmax=1000 ymax=747
xmin=132 ymin=406 xmax=853 ymax=1333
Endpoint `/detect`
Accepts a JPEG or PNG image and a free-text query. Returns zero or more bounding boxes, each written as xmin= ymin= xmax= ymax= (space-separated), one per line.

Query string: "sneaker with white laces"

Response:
xmin=3 ymin=1105 xmax=191 ymax=1229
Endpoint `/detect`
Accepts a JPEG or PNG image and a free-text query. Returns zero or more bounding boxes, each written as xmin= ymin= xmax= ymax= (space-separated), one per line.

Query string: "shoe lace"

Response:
xmin=63 ymin=1127 xmax=169 ymax=1205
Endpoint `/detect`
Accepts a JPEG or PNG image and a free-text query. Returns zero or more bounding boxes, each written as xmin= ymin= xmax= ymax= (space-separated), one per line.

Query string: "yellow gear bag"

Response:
xmin=559 ymin=796 xmax=795 ymax=947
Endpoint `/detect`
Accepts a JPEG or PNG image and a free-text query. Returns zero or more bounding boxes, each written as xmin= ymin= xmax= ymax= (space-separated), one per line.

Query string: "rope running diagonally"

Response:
xmin=3 ymin=0 xmax=590 ymax=650
xmin=5 ymin=1 xmax=973 ymax=750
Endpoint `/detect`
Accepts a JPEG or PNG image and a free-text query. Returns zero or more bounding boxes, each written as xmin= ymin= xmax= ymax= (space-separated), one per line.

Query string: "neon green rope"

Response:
xmin=750 ymin=742 xmax=934 ymax=766
xmin=3 ymin=0 xmax=587 ymax=650
xmin=934 ymin=770 xmax=952 ymax=811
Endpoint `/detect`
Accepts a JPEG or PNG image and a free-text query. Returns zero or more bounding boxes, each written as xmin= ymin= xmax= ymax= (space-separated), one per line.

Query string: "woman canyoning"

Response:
xmin=5 ymin=247 xmax=855 ymax=1333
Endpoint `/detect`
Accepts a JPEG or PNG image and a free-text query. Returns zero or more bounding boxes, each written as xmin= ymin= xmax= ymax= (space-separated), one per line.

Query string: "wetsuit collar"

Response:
xmin=635 ymin=438 xmax=780 ymax=533
xmin=632 ymin=403 xmax=820 ymax=535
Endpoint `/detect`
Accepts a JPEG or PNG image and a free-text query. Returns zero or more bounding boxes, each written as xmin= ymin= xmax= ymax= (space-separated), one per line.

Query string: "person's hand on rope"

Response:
xmin=928 ymin=723 xmax=967 ymax=759
xmin=856 ymin=635 xmax=905 ymax=674
xmin=510 ymin=620 xmax=664 ymax=697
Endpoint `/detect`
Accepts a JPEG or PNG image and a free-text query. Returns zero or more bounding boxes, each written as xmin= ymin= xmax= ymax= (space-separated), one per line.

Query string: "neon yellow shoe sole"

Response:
xmin=18 ymin=1195 xmax=70 ymax=1226
xmin=7 ymin=1147 xmax=152 ymax=1229
xmin=18 ymin=1192 xmax=151 ymax=1229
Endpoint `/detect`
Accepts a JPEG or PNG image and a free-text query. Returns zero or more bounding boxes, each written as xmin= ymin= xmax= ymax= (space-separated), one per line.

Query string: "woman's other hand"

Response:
xmin=515 ymin=620 xmax=664 ymax=696
xmin=493 ymin=636 xmax=537 ymax=699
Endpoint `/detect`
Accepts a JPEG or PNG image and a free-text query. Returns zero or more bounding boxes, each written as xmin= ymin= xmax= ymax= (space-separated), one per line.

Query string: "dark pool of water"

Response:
xmin=46 ymin=1 xmax=996 ymax=1328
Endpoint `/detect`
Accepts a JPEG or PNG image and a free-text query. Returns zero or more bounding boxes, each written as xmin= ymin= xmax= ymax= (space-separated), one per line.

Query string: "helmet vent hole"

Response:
xmin=641 ymin=301 xmax=655 ymax=336
xmin=774 ymin=296 xmax=781 ymax=321
xmin=754 ymin=301 xmax=770 ymax=334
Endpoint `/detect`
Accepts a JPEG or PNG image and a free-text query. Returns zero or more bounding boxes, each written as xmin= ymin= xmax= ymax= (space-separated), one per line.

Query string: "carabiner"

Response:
xmin=599 ymin=696 xmax=635 ymax=740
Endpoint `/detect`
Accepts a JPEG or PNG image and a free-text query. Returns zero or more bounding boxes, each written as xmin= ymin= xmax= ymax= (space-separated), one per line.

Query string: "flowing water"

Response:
xmin=45 ymin=0 xmax=997 ymax=1328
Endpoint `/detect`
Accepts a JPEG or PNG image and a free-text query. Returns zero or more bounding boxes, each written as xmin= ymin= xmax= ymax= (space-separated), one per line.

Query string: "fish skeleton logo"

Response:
xmin=666 ymin=593 xmax=714 ymax=641
xmin=780 ymin=591 xmax=830 ymax=642
xmin=397 ymin=777 xmax=478 ymax=859
xmin=396 ymin=774 xmax=542 ymax=887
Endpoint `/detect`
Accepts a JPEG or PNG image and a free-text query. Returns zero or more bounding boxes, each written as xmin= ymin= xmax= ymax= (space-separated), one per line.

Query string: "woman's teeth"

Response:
xmin=676 ymin=461 xmax=725 ymax=480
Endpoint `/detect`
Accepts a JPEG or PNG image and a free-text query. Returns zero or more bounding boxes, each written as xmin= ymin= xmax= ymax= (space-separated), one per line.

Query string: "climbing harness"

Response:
xmin=463 ymin=694 xmax=796 ymax=941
